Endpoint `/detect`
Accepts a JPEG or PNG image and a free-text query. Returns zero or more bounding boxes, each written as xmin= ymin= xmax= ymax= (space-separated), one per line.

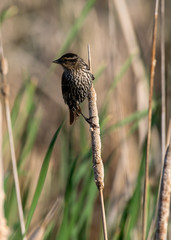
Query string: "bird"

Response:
xmin=53 ymin=53 xmax=94 ymax=125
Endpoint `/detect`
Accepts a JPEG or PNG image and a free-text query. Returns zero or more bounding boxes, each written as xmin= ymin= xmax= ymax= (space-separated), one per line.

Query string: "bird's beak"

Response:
xmin=52 ymin=58 xmax=61 ymax=64
xmin=53 ymin=59 xmax=59 ymax=64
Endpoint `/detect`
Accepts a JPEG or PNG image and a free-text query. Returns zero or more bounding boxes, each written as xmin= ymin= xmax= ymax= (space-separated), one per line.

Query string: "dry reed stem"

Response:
xmin=113 ymin=0 xmax=148 ymax=146
xmin=28 ymin=198 xmax=61 ymax=240
xmin=0 ymin=31 xmax=10 ymax=240
xmin=142 ymin=1 xmax=159 ymax=240
xmin=161 ymin=0 xmax=166 ymax=162
xmin=155 ymin=130 xmax=171 ymax=240
xmin=166 ymin=120 xmax=171 ymax=148
xmin=0 ymin=84 xmax=9 ymax=240
xmin=87 ymin=45 xmax=108 ymax=240
xmin=0 ymin=33 xmax=27 ymax=240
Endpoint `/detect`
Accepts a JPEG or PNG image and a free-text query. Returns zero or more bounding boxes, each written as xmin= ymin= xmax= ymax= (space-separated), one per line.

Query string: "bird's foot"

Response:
xmin=82 ymin=115 xmax=99 ymax=129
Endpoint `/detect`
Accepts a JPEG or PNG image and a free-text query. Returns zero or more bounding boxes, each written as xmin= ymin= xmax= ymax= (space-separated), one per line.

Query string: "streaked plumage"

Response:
xmin=53 ymin=53 xmax=94 ymax=124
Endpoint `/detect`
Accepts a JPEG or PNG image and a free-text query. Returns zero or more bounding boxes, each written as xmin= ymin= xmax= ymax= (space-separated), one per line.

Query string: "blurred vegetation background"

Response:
xmin=0 ymin=0 xmax=171 ymax=239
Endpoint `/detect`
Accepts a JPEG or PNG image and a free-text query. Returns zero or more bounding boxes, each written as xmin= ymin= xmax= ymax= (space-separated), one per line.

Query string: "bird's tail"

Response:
xmin=69 ymin=106 xmax=81 ymax=125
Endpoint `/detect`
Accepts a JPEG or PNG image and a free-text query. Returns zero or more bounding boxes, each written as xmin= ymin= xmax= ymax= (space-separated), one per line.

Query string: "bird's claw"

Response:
xmin=85 ymin=116 xmax=99 ymax=129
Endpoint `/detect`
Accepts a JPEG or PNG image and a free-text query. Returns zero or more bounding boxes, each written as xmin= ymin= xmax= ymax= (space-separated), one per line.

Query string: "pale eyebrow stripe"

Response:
xmin=64 ymin=57 xmax=77 ymax=61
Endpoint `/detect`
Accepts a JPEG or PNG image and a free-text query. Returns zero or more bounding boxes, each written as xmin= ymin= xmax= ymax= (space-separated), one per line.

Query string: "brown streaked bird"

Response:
xmin=53 ymin=53 xmax=94 ymax=125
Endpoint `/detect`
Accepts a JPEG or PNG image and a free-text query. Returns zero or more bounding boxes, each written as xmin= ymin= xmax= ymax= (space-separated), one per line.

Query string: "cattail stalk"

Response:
xmin=87 ymin=45 xmax=108 ymax=240
xmin=155 ymin=122 xmax=171 ymax=240
xmin=142 ymin=0 xmax=159 ymax=239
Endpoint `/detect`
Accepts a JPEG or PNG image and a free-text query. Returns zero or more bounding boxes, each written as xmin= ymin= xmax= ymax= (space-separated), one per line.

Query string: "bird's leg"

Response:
xmin=80 ymin=112 xmax=99 ymax=129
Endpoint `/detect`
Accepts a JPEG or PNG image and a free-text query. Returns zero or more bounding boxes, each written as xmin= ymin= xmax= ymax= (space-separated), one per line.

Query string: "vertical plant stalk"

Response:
xmin=166 ymin=120 xmax=171 ymax=148
xmin=155 ymin=125 xmax=171 ymax=240
xmin=161 ymin=0 xmax=166 ymax=161
xmin=0 ymin=82 xmax=9 ymax=239
xmin=87 ymin=45 xmax=108 ymax=240
xmin=142 ymin=1 xmax=159 ymax=240
xmin=0 ymin=34 xmax=27 ymax=240
xmin=113 ymin=0 xmax=148 ymax=146
xmin=28 ymin=198 xmax=61 ymax=240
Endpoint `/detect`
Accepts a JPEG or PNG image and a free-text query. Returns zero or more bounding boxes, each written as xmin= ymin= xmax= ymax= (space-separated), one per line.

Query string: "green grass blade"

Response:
xmin=57 ymin=0 xmax=96 ymax=57
xmin=48 ymin=0 xmax=96 ymax=75
xmin=43 ymin=221 xmax=56 ymax=240
xmin=46 ymin=0 xmax=96 ymax=82
xmin=71 ymin=171 xmax=97 ymax=239
xmin=56 ymin=156 xmax=78 ymax=240
xmin=18 ymin=110 xmax=41 ymax=168
xmin=3 ymin=79 xmax=31 ymax=150
xmin=25 ymin=122 xmax=64 ymax=232
xmin=11 ymin=81 xmax=27 ymax=127
xmin=56 ymin=146 xmax=94 ymax=240
xmin=99 ymin=55 xmax=135 ymax=125
xmin=13 ymin=79 xmax=37 ymax=144
xmin=104 ymin=108 xmax=149 ymax=134
xmin=104 ymin=102 xmax=157 ymax=136
xmin=109 ymin=54 xmax=135 ymax=94
xmin=0 ymin=6 xmax=18 ymax=25
xmin=113 ymin=151 xmax=145 ymax=240
xmin=94 ymin=64 xmax=106 ymax=83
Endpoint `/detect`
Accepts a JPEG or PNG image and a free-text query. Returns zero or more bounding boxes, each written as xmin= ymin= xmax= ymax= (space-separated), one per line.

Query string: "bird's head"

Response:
xmin=53 ymin=53 xmax=81 ymax=70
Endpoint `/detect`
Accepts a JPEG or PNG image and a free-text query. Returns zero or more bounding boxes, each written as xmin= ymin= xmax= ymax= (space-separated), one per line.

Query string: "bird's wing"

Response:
xmin=61 ymin=73 xmax=70 ymax=105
